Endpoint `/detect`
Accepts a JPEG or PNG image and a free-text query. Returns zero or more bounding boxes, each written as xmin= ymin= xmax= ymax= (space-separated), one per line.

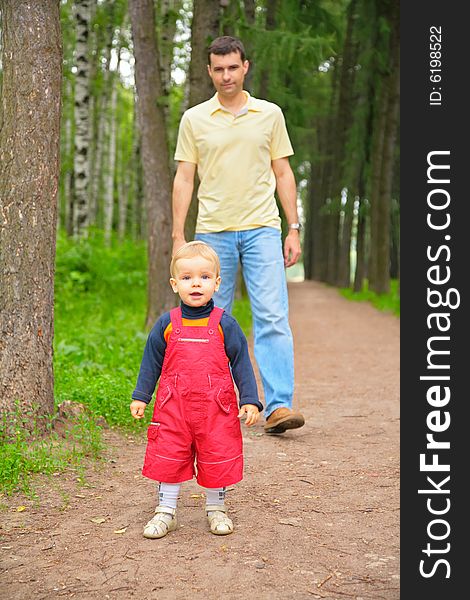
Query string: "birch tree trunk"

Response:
xmin=73 ymin=0 xmax=92 ymax=236
xmin=0 ymin=0 xmax=62 ymax=425
xmin=129 ymin=0 xmax=175 ymax=328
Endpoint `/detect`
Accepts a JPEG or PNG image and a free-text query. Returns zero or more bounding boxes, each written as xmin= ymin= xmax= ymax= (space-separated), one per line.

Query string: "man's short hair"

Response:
xmin=170 ymin=241 xmax=221 ymax=278
xmin=207 ymin=36 xmax=246 ymax=64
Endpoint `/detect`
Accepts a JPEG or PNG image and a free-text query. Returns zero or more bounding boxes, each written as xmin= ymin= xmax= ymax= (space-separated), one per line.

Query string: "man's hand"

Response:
xmin=284 ymin=230 xmax=301 ymax=267
xmin=130 ymin=400 xmax=147 ymax=419
xmin=238 ymin=404 xmax=260 ymax=426
xmin=172 ymin=237 xmax=187 ymax=256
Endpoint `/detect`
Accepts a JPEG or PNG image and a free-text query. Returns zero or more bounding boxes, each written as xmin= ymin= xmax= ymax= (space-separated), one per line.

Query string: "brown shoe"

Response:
xmin=264 ymin=407 xmax=305 ymax=434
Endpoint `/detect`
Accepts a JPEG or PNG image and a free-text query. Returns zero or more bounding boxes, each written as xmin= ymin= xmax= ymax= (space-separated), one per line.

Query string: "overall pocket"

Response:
xmin=155 ymin=384 xmax=172 ymax=410
xmin=215 ymin=386 xmax=235 ymax=414
xmin=147 ymin=422 xmax=160 ymax=441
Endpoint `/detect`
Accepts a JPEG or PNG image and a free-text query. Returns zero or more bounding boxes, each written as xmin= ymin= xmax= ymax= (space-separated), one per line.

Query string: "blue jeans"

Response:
xmin=195 ymin=227 xmax=294 ymax=417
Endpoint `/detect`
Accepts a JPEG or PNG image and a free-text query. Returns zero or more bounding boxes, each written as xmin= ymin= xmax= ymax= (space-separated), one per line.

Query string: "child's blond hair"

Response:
xmin=170 ymin=241 xmax=221 ymax=278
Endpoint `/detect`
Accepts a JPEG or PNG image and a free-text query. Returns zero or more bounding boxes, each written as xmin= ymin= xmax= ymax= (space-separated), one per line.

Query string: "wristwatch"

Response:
xmin=288 ymin=223 xmax=302 ymax=231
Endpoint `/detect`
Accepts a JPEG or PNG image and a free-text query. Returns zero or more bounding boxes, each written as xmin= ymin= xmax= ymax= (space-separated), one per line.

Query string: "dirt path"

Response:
xmin=0 ymin=281 xmax=400 ymax=600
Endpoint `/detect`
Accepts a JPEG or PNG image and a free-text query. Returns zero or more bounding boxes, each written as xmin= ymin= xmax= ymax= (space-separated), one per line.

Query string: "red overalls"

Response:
xmin=142 ymin=306 xmax=243 ymax=488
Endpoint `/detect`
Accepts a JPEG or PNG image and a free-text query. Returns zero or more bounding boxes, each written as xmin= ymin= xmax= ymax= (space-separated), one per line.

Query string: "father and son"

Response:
xmin=130 ymin=36 xmax=306 ymax=538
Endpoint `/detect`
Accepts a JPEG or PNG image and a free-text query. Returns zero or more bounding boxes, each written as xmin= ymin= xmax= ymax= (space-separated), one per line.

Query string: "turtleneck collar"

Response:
xmin=180 ymin=298 xmax=215 ymax=319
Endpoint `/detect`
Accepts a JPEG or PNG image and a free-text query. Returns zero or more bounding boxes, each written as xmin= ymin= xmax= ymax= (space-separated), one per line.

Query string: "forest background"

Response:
xmin=0 ymin=0 xmax=399 ymax=494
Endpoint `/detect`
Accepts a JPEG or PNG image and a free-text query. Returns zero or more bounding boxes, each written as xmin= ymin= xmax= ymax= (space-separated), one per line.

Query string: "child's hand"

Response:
xmin=238 ymin=404 xmax=259 ymax=427
xmin=130 ymin=400 xmax=147 ymax=419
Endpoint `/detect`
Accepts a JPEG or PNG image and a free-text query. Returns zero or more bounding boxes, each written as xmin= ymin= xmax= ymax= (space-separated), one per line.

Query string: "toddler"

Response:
xmin=130 ymin=241 xmax=262 ymax=538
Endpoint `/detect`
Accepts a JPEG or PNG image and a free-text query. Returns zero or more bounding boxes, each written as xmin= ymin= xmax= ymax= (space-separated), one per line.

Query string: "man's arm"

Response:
xmin=172 ymin=161 xmax=196 ymax=254
xmin=272 ymin=157 xmax=301 ymax=267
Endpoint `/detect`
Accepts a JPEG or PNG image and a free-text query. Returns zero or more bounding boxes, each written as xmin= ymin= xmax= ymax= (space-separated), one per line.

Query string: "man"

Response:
xmin=171 ymin=36 xmax=305 ymax=434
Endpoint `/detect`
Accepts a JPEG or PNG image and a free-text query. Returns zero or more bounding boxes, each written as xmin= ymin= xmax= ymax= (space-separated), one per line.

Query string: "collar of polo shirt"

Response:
xmin=209 ymin=91 xmax=263 ymax=117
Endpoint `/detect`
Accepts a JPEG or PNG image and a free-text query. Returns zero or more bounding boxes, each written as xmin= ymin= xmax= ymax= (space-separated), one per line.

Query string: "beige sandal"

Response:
xmin=206 ymin=504 xmax=234 ymax=535
xmin=143 ymin=506 xmax=177 ymax=539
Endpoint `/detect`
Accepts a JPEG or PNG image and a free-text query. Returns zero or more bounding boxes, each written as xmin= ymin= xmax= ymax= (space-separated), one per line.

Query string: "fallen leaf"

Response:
xmin=16 ymin=506 xmax=27 ymax=512
xmin=91 ymin=517 xmax=106 ymax=524
xmin=190 ymin=494 xmax=204 ymax=499
xmin=75 ymin=494 xmax=86 ymax=499
xmin=114 ymin=527 xmax=127 ymax=534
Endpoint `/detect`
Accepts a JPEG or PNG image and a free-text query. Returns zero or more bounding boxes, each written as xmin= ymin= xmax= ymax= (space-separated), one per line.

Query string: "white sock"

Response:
xmin=158 ymin=482 xmax=181 ymax=510
xmin=204 ymin=487 xmax=225 ymax=510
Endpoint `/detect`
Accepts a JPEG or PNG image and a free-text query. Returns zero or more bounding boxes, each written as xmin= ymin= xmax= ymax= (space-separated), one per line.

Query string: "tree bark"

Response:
xmin=72 ymin=0 xmax=92 ymax=236
xmin=0 ymin=0 xmax=62 ymax=425
xmin=129 ymin=0 xmax=175 ymax=328
xmin=374 ymin=4 xmax=399 ymax=294
xmin=104 ymin=51 xmax=121 ymax=245
xmin=333 ymin=0 xmax=358 ymax=287
xmin=257 ymin=0 xmax=277 ymax=99
xmin=368 ymin=0 xmax=399 ymax=294
xmin=158 ymin=0 xmax=179 ymax=125
xmin=188 ymin=0 xmax=220 ymax=108
xmin=185 ymin=0 xmax=221 ymax=240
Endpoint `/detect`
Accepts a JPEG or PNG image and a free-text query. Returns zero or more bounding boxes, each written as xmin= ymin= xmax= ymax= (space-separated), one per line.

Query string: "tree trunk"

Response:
xmin=332 ymin=0 xmax=358 ymax=287
xmin=188 ymin=0 xmax=220 ymax=108
xmin=104 ymin=51 xmax=121 ymax=245
xmin=118 ymin=159 xmax=129 ymax=242
xmin=257 ymin=0 xmax=277 ymax=99
xmin=72 ymin=0 xmax=92 ymax=236
xmin=89 ymin=30 xmax=114 ymax=227
xmin=131 ymin=97 xmax=144 ymax=240
xmin=129 ymin=0 xmax=175 ymax=328
xmin=158 ymin=0 xmax=179 ymax=126
xmin=317 ymin=53 xmax=340 ymax=283
xmin=62 ymin=77 xmax=73 ymax=234
xmin=368 ymin=86 xmax=387 ymax=290
xmin=0 ymin=0 xmax=62 ymax=426
xmin=374 ymin=4 xmax=399 ymax=294
xmin=185 ymin=0 xmax=221 ymax=240
xmin=368 ymin=0 xmax=399 ymax=294
xmin=353 ymin=198 xmax=367 ymax=292
xmin=337 ymin=200 xmax=353 ymax=287
xmin=103 ymin=81 xmax=118 ymax=244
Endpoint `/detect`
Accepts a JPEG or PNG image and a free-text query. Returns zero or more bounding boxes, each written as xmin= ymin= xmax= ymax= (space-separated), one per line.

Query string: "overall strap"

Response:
xmin=207 ymin=306 xmax=224 ymax=334
xmin=169 ymin=307 xmax=183 ymax=332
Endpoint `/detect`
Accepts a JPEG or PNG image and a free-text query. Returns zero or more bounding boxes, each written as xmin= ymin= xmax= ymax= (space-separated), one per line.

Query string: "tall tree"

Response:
xmin=334 ymin=0 xmax=360 ymax=287
xmin=129 ymin=0 xmax=175 ymax=327
xmin=184 ymin=0 xmax=221 ymax=240
xmin=0 ymin=0 xmax=62 ymax=425
xmin=104 ymin=47 xmax=121 ymax=244
xmin=368 ymin=0 xmax=399 ymax=294
xmin=72 ymin=0 xmax=92 ymax=236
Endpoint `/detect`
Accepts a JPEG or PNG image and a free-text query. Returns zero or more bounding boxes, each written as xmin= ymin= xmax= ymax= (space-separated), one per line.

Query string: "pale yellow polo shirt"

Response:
xmin=174 ymin=92 xmax=294 ymax=233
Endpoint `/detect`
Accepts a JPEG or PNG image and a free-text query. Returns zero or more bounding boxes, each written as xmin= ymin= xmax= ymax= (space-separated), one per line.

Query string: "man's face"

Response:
xmin=207 ymin=51 xmax=249 ymax=98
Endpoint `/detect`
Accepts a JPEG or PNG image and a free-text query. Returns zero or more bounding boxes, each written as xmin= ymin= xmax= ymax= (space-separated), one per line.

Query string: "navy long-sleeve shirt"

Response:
xmin=132 ymin=300 xmax=262 ymax=412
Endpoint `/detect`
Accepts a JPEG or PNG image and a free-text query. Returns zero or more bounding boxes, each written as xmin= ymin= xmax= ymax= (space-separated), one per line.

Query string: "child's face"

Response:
xmin=170 ymin=255 xmax=221 ymax=307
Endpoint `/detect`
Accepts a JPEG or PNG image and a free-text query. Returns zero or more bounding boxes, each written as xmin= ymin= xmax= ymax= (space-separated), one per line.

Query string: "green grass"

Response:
xmin=0 ymin=231 xmax=252 ymax=496
xmin=0 ymin=403 xmax=104 ymax=496
xmin=340 ymin=279 xmax=400 ymax=316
